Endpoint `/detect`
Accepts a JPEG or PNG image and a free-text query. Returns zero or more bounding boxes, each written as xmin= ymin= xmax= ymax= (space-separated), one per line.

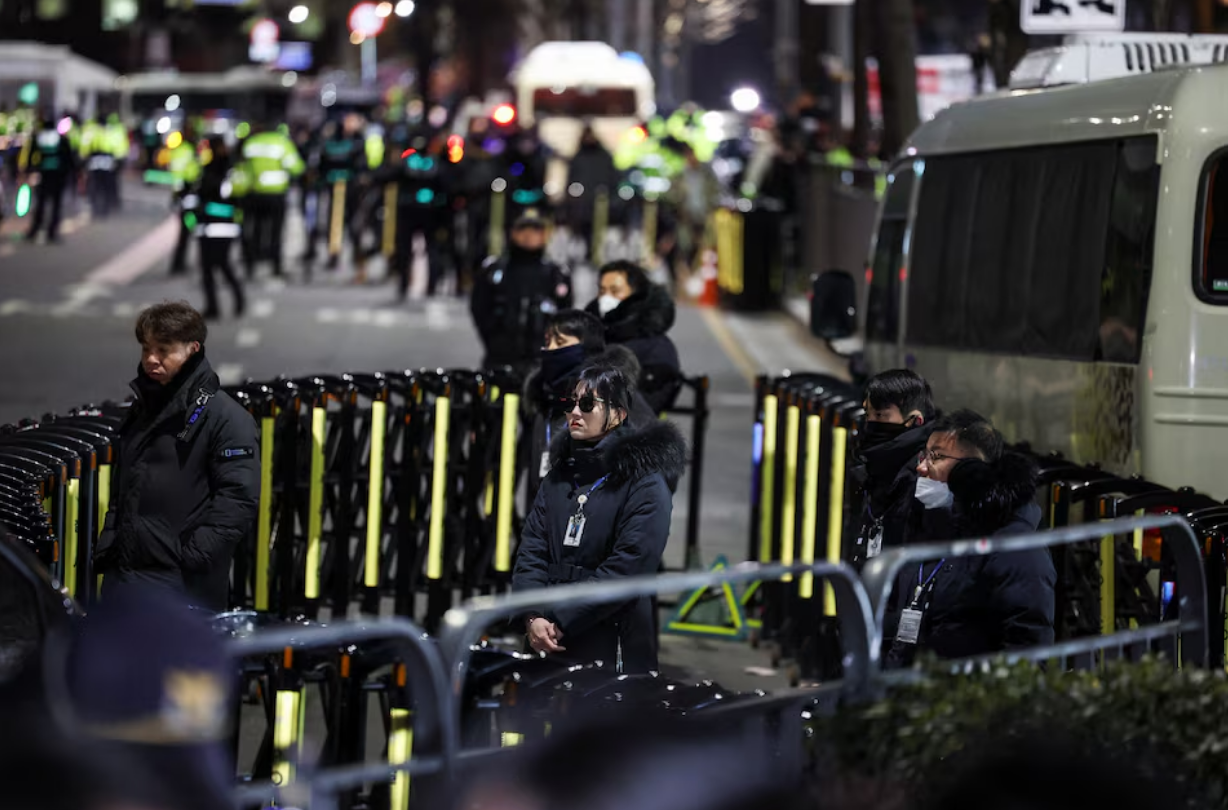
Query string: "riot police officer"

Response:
xmin=24 ymin=113 xmax=75 ymax=243
xmin=239 ymin=122 xmax=305 ymax=278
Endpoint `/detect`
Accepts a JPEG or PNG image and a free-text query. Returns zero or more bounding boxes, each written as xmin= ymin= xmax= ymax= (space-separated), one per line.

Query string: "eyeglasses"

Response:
xmin=918 ymin=448 xmax=964 ymax=466
xmin=558 ymin=394 xmax=607 ymax=414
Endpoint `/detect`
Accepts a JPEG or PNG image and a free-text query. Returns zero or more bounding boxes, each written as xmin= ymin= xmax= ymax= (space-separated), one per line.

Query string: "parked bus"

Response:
xmin=812 ymin=34 xmax=1228 ymax=498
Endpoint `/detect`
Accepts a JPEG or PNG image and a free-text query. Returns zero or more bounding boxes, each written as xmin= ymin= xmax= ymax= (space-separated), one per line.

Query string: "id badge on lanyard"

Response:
xmin=895 ymin=560 xmax=945 ymax=646
xmin=563 ymin=475 xmax=608 ymax=548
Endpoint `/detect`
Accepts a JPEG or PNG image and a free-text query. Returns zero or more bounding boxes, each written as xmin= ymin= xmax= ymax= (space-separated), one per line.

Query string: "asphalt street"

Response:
xmin=0 ymin=176 xmax=849 ymax=766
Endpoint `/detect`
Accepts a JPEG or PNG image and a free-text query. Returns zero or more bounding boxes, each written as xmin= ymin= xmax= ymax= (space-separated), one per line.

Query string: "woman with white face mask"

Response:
xmin=885 ymin=409 xmax=1056 ymax=669
xmin=585 ymin=260 xmax=683 ymax=414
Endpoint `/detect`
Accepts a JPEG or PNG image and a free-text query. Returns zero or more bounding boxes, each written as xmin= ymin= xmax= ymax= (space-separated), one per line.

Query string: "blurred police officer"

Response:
xmin=470 ymin=211 xmax=571 ymax=377
xmin=95 ymin=302 xmax=260 ymax=611
xmin=194 ymin=140 xmax=249 ymax=320
xmin=239 ymin=121 xmax=305 ymax=278
xmin=23 ymin=113 xmax=75 ymax=243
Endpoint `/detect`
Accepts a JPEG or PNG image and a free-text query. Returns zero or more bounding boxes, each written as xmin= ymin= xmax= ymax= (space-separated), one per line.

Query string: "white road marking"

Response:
xmin=235 ymin=327 xmax=262 ymax=348
xmin=372 ymin=310 xmax=399 ymax=328
xmin=0 ymin=244 xmax=15 ymax=258
xmin=112 ymin=302 xmax=137 ymax=318
xmin=0 ymin=299 xmax=32 ymax=315
xmin=251 ymin=299 xmax=275 ymax=318
xmin=349 ymin=307 xmax=372 ymax=323
xmin=83 ymin=216 xmax=178 ymax=286
xmin=216 ymin=364 xmax=245 ymax=386
xmin=317 ymin=308 xmax=340 ymax=323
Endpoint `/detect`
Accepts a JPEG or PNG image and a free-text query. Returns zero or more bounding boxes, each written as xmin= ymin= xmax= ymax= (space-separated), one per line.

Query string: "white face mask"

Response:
xmin=915 ymin=476 xmax=954 ymax=510
xmin=597 ymin=294 xmax=622 ymax=316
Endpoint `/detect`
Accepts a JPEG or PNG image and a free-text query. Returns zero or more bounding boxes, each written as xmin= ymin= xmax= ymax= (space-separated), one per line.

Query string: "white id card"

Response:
xmin=896 ymin=608 xmax=923 ymax=645
xmin=540 ymin=451 xmax=552 ymax=479
xmin=867 ymin=527 xmax=884 ymax=558
xmin=564 ymin=515 xmax=586 ymax=547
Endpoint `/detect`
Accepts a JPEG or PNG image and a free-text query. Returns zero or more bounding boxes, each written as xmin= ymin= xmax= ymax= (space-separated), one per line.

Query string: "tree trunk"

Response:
xmin=850 ymin=0 xmax=871 ymax=156
xmin=873 ymin=0 xmax=918 ymax=157
xmin=1192 ymin=0 xmax=1215 ymax=32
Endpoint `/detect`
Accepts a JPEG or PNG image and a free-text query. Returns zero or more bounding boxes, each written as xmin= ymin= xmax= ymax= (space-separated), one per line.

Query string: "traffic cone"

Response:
xmin=697 ymin=249 xmax=720 ymax=307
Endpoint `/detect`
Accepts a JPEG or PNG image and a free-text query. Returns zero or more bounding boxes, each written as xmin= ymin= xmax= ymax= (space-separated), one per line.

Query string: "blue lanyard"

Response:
xmin=545 ymin=420 xmax=552 ymax=446
xmin=574 ymin=475 xmax=609 ymax=510
xmin=912 ymin=560 xmax=946 ymax=605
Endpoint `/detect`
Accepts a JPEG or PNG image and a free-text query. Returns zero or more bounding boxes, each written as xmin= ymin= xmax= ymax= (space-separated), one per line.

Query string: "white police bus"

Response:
xmin=813 ymin=34 xmax=1228 ymax=499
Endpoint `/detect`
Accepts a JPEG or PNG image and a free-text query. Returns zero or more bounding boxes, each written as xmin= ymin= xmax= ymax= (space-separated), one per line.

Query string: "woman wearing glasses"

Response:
xmin=886 ymin=408 xmax=1055 ymax=668
xmin=512 ymin=363 xmax=687 ymax=673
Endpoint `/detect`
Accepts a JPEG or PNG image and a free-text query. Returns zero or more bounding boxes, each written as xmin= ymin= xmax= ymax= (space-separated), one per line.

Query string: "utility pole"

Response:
xmin=775 ymin=0 xmax=800 ymax=105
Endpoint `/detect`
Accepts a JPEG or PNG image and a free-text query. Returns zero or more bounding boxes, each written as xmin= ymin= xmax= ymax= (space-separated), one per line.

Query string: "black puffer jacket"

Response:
xmin=887 ymin=452 xmax=1055 ymax=667
xmin=522 ymin=345 xmax=664 ymax=501
xmin=848 ymin=424 xmax=933 ymax=569
xmin=586 ymin=283 xmax=682 ymax=413
xmin=512 ymin=421 xmax=688 ymax=673
xmin=95 ymin=352 xmax=260 ymax=611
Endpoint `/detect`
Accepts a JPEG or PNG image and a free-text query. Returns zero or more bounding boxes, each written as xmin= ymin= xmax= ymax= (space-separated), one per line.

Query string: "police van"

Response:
xmin=812 ymin=34 xmax=1228 ymax=498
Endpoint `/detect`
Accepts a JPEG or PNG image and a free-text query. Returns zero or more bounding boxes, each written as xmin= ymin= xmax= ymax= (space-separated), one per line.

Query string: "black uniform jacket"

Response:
xmin=887 ymin=452 xmax=1056 ymax=667
xmin=512 ymin=420 xmax=688 ymax=672
xmin=848 ymin=423 xmax=933 ymax=569
xmin=585 ymin=283 xmax=682 ymax=413
xmin=95 ymin=353 xmax=260 ymax=611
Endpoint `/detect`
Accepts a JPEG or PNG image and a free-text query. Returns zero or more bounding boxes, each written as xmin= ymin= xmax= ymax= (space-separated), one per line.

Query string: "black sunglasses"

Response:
xmin=557 ymin=394 xmax=606 ymax=414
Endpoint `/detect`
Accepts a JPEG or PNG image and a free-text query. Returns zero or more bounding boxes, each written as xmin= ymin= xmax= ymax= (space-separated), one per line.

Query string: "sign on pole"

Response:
xmin=1021 ymin=0 xmax=1125 ymax=35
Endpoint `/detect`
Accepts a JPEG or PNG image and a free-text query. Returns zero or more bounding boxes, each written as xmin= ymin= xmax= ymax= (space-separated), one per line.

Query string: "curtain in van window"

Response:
xmin=908 ymin=142 xmax=1117 ymax=361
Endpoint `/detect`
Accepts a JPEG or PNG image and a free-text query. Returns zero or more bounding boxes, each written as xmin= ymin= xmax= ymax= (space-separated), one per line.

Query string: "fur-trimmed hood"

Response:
xmin=947 ymin=451 xmax=1040 ymax=536
xmin=585 ymin=282 xmax=676 ymax=342
xmin=550 ymin=420 xmax=688 ymax=488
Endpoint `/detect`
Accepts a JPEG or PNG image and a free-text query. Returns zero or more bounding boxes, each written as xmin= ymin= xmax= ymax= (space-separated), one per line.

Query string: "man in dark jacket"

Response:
xmin=470 ymin=212 xmax=571 ymax=377
xmin=25 ymin=113 xmax=76 ymax=244
xmin=95 ymin=302 xmax=260 ymax=611
xmin=586 ymin=260 xmax=682 ymax=413
xmin=887 ymin=409 xmax=1055 ymax=667
xmin=849 ymin=370 xmax=936 ymax=569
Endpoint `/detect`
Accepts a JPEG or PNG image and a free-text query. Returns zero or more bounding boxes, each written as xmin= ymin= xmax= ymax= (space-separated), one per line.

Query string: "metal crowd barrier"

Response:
xmin=0 ymin=367 xmax=711 ymax=633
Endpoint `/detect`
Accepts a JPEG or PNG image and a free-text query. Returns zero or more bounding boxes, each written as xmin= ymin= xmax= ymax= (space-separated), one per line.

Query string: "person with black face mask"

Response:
xmin=849 ymin=369 xmax=937 ymax=570
xmin=523 ymin=309 xmax=663 ymax=503
xmin=470 ymin=211 xmax=572 ymax=378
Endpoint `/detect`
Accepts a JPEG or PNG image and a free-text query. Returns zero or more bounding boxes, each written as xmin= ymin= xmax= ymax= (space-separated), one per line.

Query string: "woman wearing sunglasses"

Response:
xmin=512 ymin=363 xmax=687 ymax=673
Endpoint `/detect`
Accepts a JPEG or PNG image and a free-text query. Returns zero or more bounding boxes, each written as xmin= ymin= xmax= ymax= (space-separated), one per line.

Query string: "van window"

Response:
xmin=532 ymin=88 xmax=638 ymax=118
xmin=865 ymin=162 xmax=917 ymax=343
xmin=1197 ymin=151 xmax=1228 ymax=303
xmin=906 ymin=138 xmax=1156 ymax=363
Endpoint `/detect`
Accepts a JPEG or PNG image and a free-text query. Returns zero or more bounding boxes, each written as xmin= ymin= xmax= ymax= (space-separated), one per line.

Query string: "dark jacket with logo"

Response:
xmin=585 ymin=283 xmax=683 ymax=413
xmin=848 ymin=424 xmax=933 ymax=570
xmin=887 ymin=453 xmax=1055 ymax=667
xmin=512 ymin=421 xmax=687 ymax=672
xmin=95 ymin=353 xmax=260 ymax=611
xmin=470 ymin=247 xmax=572 ymax=375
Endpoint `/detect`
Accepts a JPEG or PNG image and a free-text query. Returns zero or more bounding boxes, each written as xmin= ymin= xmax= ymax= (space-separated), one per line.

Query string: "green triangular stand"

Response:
xmin=662 ymin=556 xmax=749 ymax=640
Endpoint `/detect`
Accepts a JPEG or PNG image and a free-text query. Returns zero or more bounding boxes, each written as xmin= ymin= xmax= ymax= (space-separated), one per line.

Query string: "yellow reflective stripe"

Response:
xmin=427 ymin=397 xmax=450 ymax=581
xmin=1100 ymin=531 xmax=1115 ymax=636
xmin=758 ymin=395 xmax=778 ymax=564
xmin=365 ymin=401 xmax=387 ymax=588
xmin=305 ymin=407 xmax=326 ymax=599
xmin=780 ymin=405 xmax=800 ymax=582
xmin=501 ymin=732 xmax=525 ymax=747
xmin=383 ymin=183 xmax=398 ymax=258
xmin=823 ymin=427 xmax=847 ymax=617
xmin=799 ymin=415 xmax=822 ymax=599
xmin=255 ymin=417 xmax=275 ymax=611
xmin=97 ymin=463 xmax=111 ymax=533
xmin=388 ymin=708 xmax=413 ymax=810
xmin=641 ymin=199 xmax=658 ymax=265
xmin=65 ymin=478 xmax=80 ymax=596
xmin=273 ymin=689 xmax=302 ymax=786
xmin=329 ymin=180 xmax=347 ymax=256
xmin=496 ymin=393 xmax=520 ymax=572
xmin=489 ymin=188 xmax=506 ymax=258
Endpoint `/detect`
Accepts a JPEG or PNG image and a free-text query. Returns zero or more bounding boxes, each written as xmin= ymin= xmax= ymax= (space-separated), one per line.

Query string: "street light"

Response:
xmin=730 ymin=87 xmax=760 ymax=113
xmin=375 ymin=1 xmax=392 ymax=16
xmin=289 ymin=5 xmax=309 ymax=23
xmin=395 ymin=0 xmax=414 ymax=17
